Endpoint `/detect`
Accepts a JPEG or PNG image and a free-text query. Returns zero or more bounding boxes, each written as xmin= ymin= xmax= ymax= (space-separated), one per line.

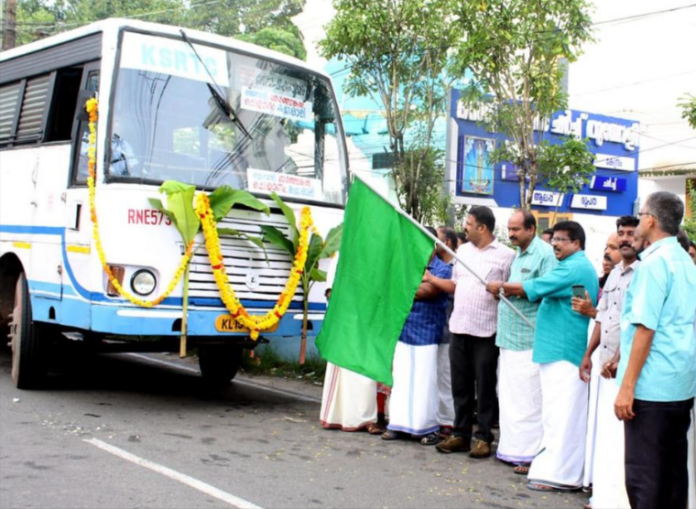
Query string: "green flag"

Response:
xmin=315 ymin=178 xmax=435 ymax=386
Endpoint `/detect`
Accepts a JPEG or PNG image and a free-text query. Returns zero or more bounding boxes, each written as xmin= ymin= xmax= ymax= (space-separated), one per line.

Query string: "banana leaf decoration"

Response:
xmin=260 ymin=193 xmax=343 ymax=364
xmin=149 ymin=182 xmax=270 ymax=357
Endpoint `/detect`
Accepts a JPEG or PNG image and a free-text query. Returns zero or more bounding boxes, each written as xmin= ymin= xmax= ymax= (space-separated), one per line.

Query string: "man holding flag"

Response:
xmin=382 ymin=227 xmax=453 ymax=443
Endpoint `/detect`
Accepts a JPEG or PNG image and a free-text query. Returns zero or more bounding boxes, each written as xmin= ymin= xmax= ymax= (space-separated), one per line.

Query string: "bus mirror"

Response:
xmin=75 ymin=90 xmax=97 ymax=121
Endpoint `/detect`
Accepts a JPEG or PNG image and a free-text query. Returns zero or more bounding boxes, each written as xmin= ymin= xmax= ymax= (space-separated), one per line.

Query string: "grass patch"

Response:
xmin=240 ymin=344 xmax=327 ymax=384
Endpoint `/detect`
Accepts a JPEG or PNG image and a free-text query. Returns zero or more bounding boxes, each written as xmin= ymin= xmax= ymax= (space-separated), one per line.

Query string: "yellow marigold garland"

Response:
xmin=195 ymin=192 xmax=312 ymax=339
xmin=85 ymin=98 xmax=194 ymax=308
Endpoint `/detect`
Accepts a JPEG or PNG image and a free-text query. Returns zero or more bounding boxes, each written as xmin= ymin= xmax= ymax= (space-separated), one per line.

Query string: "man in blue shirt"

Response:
xmin=383 ymin=228 xmax=453 ymax=443
xmin=487 ymin=221 xmax=598 ymax=492
xmin=615 ymin=191 xmax=696 ymax=509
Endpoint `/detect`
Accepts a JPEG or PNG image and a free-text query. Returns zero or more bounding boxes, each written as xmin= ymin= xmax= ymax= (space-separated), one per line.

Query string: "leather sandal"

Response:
xmin=366 ymin=422 xmax=383 ymax=435
xmin=381 ymin=429 xmax=402 ymax=441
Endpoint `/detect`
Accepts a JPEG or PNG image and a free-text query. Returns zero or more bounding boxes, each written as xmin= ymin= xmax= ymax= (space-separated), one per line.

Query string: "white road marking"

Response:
xmin=85 ymin=438 xmax=264 ymax=509
xmin=126 ymin=353 xmax=322 ymax=404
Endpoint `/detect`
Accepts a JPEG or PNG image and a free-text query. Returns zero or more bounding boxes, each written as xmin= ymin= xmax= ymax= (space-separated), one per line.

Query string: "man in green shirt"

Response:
xmin=493 ymin=210 xmax=557 ymax=474
xmin=487 ymin=221 xmax=598 ymax=492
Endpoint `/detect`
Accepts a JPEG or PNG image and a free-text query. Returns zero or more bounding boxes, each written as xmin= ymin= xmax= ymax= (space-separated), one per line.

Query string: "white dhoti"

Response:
xmin=688 ymin=407 xmax=695 ymax=509
xmin=583 ymin=348 xmax=601 ymax=488
xmin=320 ymin=362 xmax=377 ymax=431
xmin=436 ymin=342 xmax=455 ymax=428
xmin=591 ymin=376 xmax=630 ymax=509
xmin=528 ymin=360 xmax=588 ymax=488
xmin=387 ymin=341 xmax=439 ymax=436
xmin=496 ymin=348 xmax=543 ymax=465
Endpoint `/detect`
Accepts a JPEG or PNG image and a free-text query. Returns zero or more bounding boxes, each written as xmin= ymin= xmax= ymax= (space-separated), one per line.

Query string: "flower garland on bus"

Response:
xmin=195 ymin=192 xmax=312 ymax=339
xmin=85 ymin=98 xmax=194 ymax=308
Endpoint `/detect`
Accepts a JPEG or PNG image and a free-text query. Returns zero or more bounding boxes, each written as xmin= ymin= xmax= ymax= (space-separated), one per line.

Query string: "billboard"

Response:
xmin=446 ymin=89 xmax=640 ymax=216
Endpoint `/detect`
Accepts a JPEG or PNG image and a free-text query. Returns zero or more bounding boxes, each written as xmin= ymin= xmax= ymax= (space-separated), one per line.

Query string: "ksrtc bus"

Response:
xmin=0 ymin=19 xmax=348 ymax=388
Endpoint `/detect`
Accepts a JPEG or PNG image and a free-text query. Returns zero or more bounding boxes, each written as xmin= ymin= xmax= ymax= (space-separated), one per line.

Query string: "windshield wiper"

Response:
xmin=179 ymin=29 xmax=252 ymax=140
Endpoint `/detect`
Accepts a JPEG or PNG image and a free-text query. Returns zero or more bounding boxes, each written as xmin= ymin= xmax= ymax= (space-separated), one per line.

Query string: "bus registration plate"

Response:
xmin=215 ymin=315 xmax=279 ymax=333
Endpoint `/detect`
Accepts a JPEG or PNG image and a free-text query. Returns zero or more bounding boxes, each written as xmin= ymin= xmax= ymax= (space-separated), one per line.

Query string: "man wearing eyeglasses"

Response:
xmin=615 ymin=192 xmax=696 ymax=509
xmin=486 ymin=220 xmax=598 ymax=492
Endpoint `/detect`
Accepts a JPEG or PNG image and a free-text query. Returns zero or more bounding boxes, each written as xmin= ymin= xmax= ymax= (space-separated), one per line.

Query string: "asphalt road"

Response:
xmin=0 ymin=347 xmax=587 ymax=509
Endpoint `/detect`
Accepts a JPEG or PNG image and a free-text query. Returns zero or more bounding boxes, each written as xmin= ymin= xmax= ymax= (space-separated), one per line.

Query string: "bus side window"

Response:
xmin=45 ymin=67 xmax=84 ymax=143
xmin=0 ymin=82 xmax=22 ymax=147
xmin=73 ymin=71 xmax=100 ymax=185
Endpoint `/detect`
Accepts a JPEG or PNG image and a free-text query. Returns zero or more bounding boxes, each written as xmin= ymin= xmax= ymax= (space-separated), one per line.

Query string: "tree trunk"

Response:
xmin=179 ymin=264 xmax=190 ymax=358
xmin=2 ymin=0 xmax=17 ymax=51
xmin=519 ymin=165 xmax=527 ymax=210
xmin=299 ymin=293 xmax=309 ymax=365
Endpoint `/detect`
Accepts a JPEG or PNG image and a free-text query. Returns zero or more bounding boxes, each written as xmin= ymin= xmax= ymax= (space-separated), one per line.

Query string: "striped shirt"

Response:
xmin=496 ymin=237 xmax=558 ymax=351
xmin=400 ymin=256 xmax=453 ymax=346
xmin=449 ymin=239 xmax=515 ymax=338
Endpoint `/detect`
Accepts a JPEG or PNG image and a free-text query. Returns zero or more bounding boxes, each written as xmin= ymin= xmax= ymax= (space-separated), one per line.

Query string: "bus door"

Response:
xmin=62 ymin=62 xmax=100 ymax=313
xmin=32 ymin=63 xmax=95 ymax=304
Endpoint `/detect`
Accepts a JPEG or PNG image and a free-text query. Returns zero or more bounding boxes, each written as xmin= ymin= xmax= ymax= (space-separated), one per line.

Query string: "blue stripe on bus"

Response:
xmin=31 ymin=293 xmax=325 ymax=337
xmin=0 ymin=225 xmax=65 ymax=235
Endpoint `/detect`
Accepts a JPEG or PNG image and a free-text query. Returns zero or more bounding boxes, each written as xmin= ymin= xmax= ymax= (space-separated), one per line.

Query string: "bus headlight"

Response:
xmin=131 ymin=269 xmax=157 ymax=296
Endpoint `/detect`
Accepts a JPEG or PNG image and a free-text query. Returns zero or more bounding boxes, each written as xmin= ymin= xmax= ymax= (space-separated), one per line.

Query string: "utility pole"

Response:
xmin=2 ymin=0 xmax=18 ymax=51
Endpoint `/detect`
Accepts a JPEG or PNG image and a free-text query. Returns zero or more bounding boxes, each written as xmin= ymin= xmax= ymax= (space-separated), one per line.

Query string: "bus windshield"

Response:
xmin=109 ymin=32 xmax=347 ymax=205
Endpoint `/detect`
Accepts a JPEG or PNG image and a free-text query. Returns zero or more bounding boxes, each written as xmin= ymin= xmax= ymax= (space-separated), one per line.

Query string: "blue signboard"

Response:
xmin=447 ymin=89 xmax=640 ymax=216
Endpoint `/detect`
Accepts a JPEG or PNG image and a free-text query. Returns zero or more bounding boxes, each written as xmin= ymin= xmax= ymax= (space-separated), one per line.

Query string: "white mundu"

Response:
xmin=591 ymin=377 xmax=630 ymax=509
xmin=583 ymin=347 xmax=600 ymax=489
xmin=320 ymin=362 xmax=378 ymax=431
xmin=688 ymin=409 xmax=695 ymax=509
xmin=528 ymin=360 xmax=588 ymax=488
xmin=387 ymin=341 xmax=439 ymax=436
xmin=436 ymin=342 xmax=455 ymax=428
xmin=496 ymin=348 xmax=542 ymax=465
xmin=319 ymin=254 xmax=379 ymax=431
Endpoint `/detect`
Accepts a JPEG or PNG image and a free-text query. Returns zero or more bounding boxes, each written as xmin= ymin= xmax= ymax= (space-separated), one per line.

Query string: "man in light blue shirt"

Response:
xmin=615 ymin=191 xmax=696 ymax=509
xmin=492 ymin=210 xmax=557 ymax=472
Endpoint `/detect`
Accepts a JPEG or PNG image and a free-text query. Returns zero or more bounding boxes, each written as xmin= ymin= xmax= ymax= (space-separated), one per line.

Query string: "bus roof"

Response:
xmin=0 ymin=18 xmax=329 ymax=79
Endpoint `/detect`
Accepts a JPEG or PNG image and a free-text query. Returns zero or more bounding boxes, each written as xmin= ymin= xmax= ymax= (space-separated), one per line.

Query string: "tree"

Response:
xmin=679 ymin=94 xmax=696 ymax=241
xmin=237 ymin=26 xmax=306 ymax=60
xmin=11 ymin=0 xmax=306 ymax=60
xmin=684 ymin=180 xmax=696 ymax=242
xmin=451 ymin=0 xmax=596 ymax=209
xmin=679 ymin=93 xmax=696 ymax=130
xmin=320 ymin=0 xmax=458 ymax=222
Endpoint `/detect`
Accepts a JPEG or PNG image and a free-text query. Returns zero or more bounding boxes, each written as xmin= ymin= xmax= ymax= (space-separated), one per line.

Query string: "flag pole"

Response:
xmin=352 ymin=174 xmax=534 ymax=330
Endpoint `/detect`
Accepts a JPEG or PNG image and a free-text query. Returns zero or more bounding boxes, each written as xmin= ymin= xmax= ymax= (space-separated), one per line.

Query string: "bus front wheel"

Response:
xmin=10 ymin=274 xmax=51 ymax=389
xmin=198 ymin=344 xmax=243 ymax=386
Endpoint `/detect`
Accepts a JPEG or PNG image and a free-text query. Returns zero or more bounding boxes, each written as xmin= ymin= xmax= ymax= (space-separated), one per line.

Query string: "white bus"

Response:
xmin=0 ymin=19 xmax=348 ymax=388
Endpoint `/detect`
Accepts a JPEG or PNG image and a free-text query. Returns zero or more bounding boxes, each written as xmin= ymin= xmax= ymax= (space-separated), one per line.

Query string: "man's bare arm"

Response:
xmin=423 ymin=271 xmax=455 ymax=294
xmin=486 ymin=281 xmax=526 ymax=297
xmin=415 ymin=282 xmax=441 ymax=299
xmin=615 ymin=325 xmax=655 ymax=421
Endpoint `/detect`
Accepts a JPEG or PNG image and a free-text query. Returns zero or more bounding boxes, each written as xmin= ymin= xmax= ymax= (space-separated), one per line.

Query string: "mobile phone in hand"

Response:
xmin=572 ymin=285 xmax=587 ymax=299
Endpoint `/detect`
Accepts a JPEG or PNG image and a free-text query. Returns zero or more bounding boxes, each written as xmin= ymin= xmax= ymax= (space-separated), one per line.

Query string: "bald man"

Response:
xmin=600 ymin=232 xmax=622 ymax=290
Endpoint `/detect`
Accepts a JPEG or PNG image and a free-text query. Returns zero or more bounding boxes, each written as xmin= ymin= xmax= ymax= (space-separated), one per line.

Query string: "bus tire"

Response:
xmin=10 ymin=273 xmax=51 ymax=389
xmin=198 ymin=344 xmax=243 ymax=386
